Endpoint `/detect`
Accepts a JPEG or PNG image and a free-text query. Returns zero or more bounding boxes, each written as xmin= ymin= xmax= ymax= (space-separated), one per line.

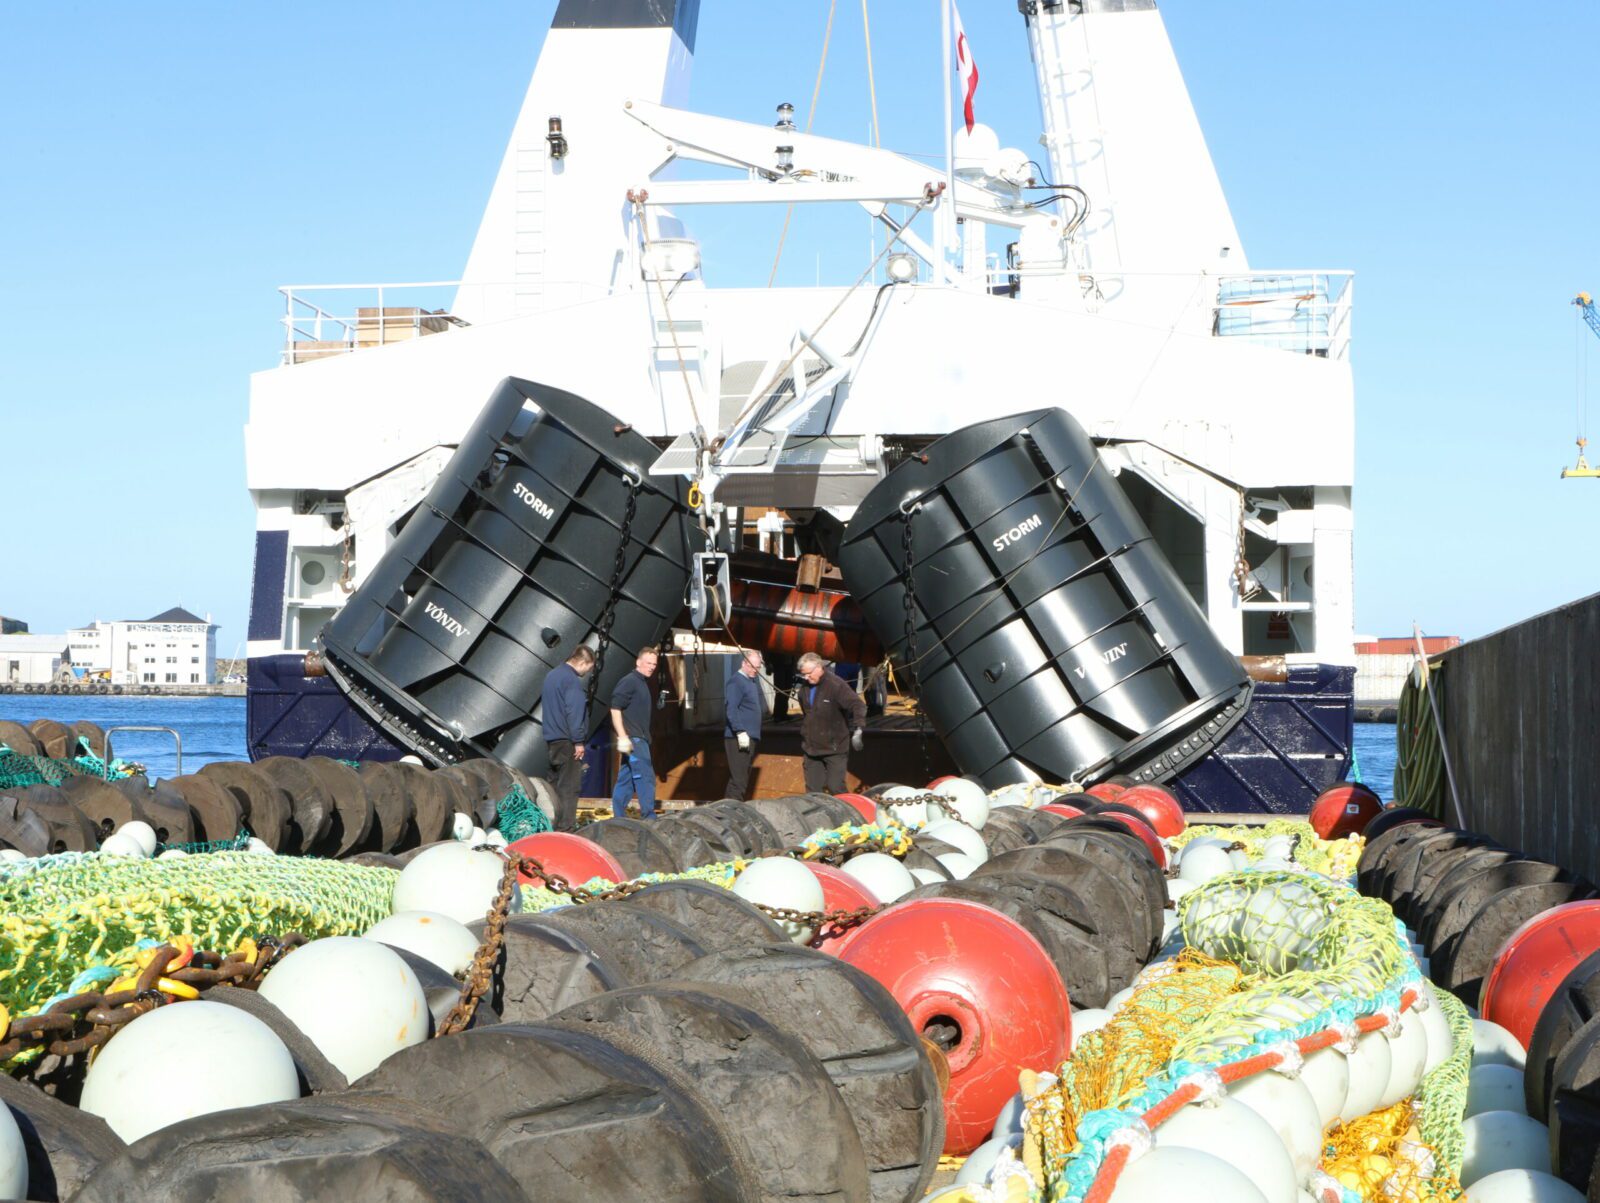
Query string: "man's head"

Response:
xmin=567 ymin=646 xmax=596 ymax=676
xmin=636 ymin=649 xmax=660 ymax=677
xmin=740 ymin=649 xmax=763 ymax=677
xmin=797 ymin=652 xmax=825 ymax=685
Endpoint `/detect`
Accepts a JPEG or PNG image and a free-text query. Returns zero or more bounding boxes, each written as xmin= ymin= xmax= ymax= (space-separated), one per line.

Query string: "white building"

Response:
xmin=0 ymin=635 xmax=69 ymax=685
xmin=68 ymin=608 xmax=219 ymax=685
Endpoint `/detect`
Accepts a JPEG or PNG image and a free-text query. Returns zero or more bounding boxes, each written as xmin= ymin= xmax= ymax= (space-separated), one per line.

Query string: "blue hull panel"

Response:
xmin=247 ymin=656 xmax=1355 ymax=812
xmin=247 ymin=655 xmax=405 ymax=763
xmin=1171 ymin=663 xmax=1355 ymax=814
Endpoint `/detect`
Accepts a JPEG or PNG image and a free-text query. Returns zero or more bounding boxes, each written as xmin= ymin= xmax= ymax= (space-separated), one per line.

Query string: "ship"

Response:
xmin=243 ymin=0 xmax=1357 ymax=812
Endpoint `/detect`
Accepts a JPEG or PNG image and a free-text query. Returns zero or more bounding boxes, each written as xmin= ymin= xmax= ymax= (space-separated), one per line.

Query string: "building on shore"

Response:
xmin=0 ymin=616 xmax=28 ymax=635
xmin=1353 ymin=635 xmax=1461 ymax=707
xmin=0 ymin=634 xmax=70 ymax=684
xmin=67 ymin=608 xmax=219 ymax=686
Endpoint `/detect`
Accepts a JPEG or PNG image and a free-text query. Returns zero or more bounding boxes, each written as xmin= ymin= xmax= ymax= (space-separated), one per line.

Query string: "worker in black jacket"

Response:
xmin=723 ymin=650 xmax=764 ymax=801
xmin=538 ymin=645 xmax=594 ymax=831
xmin=795 ymin=651 xmax=866 ymax=794
xmin=609 ymin=648 xmax=661 ymax=819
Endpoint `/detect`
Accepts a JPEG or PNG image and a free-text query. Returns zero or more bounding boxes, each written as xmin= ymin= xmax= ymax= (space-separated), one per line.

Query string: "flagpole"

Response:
xmin=941 ymin=0 xmax=955 ymax=283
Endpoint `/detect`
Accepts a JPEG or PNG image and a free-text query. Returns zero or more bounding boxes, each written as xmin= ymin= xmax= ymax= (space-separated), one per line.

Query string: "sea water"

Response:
xmin=0 ymin=694 xmax=1401 ymax=806
xmin=0 ymin=695 xmax=247 ymax=780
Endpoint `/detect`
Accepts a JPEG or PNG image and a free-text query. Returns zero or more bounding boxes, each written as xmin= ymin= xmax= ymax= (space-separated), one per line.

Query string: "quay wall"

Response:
xmin=1436 ymin=591 xmax=1600 ymax=885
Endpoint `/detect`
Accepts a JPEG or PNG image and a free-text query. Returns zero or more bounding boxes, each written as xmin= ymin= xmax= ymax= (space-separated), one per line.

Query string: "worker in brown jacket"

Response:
xmin=795 ymin=652 xmax=866 ymax=793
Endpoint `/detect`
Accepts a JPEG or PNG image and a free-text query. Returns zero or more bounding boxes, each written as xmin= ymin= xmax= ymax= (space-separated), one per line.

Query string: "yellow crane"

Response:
xmin=1565 ymin=293 xmax=1600 ymax=478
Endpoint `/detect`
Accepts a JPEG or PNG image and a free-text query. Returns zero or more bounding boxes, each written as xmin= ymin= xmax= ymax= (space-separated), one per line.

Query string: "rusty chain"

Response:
xmin=0 ymin=934 xmax=305 ymax=1064
xmin=438 ymin=846 xmax=890 ymax=1034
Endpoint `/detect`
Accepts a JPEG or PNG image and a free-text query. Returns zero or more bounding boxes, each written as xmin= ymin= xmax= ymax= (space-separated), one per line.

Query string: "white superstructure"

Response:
xmin=246 ymin=0 xmax=1354 ymax=672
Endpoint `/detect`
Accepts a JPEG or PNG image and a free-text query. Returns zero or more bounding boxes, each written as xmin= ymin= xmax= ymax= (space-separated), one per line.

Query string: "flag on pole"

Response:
xmin=953 ymin=2 xmax=979 ymax=134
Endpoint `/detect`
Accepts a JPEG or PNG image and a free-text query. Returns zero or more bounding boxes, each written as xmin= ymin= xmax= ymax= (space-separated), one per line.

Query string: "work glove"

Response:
xmin=617 ymin=735 xmax=634 ymax=755
xmin=850 ymin=728 xmax=864 ymax=753
xmin=736 ymin=731 xmax=751 ymax=751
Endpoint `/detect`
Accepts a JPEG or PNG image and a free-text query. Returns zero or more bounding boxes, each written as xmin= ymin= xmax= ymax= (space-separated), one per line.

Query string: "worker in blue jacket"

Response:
xmin=539 ymin=645 xmax=594 ymax=831
xmin=723 ymin=649 xmax=765 ymax=801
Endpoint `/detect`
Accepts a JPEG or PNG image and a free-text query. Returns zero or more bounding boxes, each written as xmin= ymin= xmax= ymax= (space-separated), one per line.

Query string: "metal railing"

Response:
xmin=983 ymin=267 xmax=1355 ymax=360
xmin=278 ymin=280 xmax=614 ymax=365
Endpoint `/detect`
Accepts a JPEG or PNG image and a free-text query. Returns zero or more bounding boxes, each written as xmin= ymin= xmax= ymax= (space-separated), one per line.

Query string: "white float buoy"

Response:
xmin=246 ymin=837 xmax=274 ymax=855
xmin=1339 ymin=1028 xmax=1394 ymax=1122
xmin=116 ymin=820 xmax=158 ymax=857
xmin=1378 ymin=1007 xmax=1432 ymax=1108
xmin=485 ymin=829 xmax=507 ymax=848
xmin=954 ymin=1134 xmax=1018 ymax=1185
xmin=1300 ymin=1045 xmax=1352 ymax=1127
xmin=1459 ymin=1111 xmax=1553 ymax=1186
xmin=992 ymin=1091 xmax=1026 ymax=1137
xmin=0 ymin=849 xmax=24 ymax=863
xmin=731 ymin=857 xmax=825 ymax=943
xmin=451 ymin=812 xmax=474 ymax=841
xmin=364 ymin=911 xmax=480 ymax=976
xmin=1466 ymin=1063 xmax=1528 ymax=1117
xmin=391 ymin=843 xmax=518 ymax=925
xmin=920 ymin=820 xmax=988 ymax=864
xmin=927 ymin=778 xmax=990 ymax=830
xmin=97 ymin=833 xmax=144 ymax=858
xmin=257 ymin=936 xmax=428 ymax=1082
xmin=909 ymin=867 xmax=945 ymax=886
xmin=841 ymin=852 xmax=916 ymax=903
xmin=1106 ymin=986 xmax=1135 ymax=1012
xmin=1473 ymin=1019 xmax=1527 ymax=1070
xmin=935 ymin=852 xmax=978 ymax=880
xmin=156 ymin=848 xmax=188 ymax=860
xmin=1178 ymin=844 xmax=1234 ymax=886
xmin=0 ymin=1104 xmax=23 ymax=1200
xmin=1154 ymin=1095 xmax=1298 ymax=1203
xmin=78 ymin=1000 xmax=299 ymax=1143
xmin=1418 ymin=984 xmax=1455 ymax=1075
xmin=1112 ymin=1142 xmax=1269 ymax=1203
xmin=1228 ymin=1067 xmax=1325 ymax=1182
xmin=875 ymin=786 xmax=928 ymax=828
xmin=1463 ymin=1168 xmax=1586 ymax=1202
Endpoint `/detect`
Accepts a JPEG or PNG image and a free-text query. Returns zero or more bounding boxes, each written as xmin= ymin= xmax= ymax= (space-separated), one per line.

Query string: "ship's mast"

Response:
xmin=453 ymin=0 xmax=700 ymax=326
xmin=1019 ymin=0 xmax=1244 ymax=283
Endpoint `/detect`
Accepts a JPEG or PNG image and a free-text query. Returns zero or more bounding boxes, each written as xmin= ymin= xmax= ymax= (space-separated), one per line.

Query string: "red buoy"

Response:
xmin=836 ymin=897 xmax=1071 ymax=1153
xmin=1103 ymin=811 xmax=1168 ymax=868
xmin=1308 ymin=783 xmax=1384 ymax=840
xmin=836 ymin=793 xmax=877 ymax=823
xmin=507 ymin=832 xmax=625 ymax=888
xmin=803 ymin=861 xmax=882 ymax=949
xmin=1084 ymin=782 xmax=1127 ymax=802
xmin=1118 ymin=784 xmax=1185 ymax=839
xmin=1041 ymin=802 xmax=1086 ymax=820
xmin=1480 ymin=900 xmax=1600 ymax=1050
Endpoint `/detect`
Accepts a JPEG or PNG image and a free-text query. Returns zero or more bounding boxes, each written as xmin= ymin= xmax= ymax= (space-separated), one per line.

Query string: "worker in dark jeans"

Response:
xmin=723 ymin=649 xmax=764 ymax=801
xmin=539 ymin=645 xmax=594 ymax=831
xmin=610 ymin=648 xmax=660 ymax=819
xmin=796 ymin=651 xmax=865 ymax=794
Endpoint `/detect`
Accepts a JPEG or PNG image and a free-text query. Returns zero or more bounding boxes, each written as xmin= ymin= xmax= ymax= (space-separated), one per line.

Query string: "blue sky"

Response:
xmin=3 ymin=2 xmax=1596 ymax=654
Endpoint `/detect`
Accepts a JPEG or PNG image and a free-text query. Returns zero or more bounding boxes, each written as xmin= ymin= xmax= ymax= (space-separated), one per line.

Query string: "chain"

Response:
xmin=1232 ymin=490 xmax=1258 ymax=600
xmin=440 ymin=843 xmax=892 ymax=1029
xmin=338 ymin=521 xmax=356 ymax=594
xmin=585 ymin=476 xmax=641 ymax=719
xmin=899 ymin=505 xmax=933 ymax=783
xmin=0 ymin=935 xmax=304 ymax=1064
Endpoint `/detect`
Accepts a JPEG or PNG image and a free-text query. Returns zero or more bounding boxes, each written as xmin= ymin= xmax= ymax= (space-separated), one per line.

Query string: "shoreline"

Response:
xmin=0 ymin=683 xmax=245 ymax=698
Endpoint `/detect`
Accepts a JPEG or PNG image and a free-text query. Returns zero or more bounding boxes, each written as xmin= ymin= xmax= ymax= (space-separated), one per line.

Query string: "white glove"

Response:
xmin=850 ymin=728 xmax=864 ymax=753
xmin=617 ymin=735 xmax=634 ymax=755
xmin=736 ymin=731 xmax=751 ymax=751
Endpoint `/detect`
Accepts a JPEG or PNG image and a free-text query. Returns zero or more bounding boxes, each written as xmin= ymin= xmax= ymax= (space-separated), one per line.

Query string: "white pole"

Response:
xmin=941 ymin=0 xmax=954 ymax=283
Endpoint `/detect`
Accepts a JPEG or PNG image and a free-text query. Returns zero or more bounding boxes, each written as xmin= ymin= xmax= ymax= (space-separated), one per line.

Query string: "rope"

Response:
xmin=768 ymin=0 xmax=839 ymax=287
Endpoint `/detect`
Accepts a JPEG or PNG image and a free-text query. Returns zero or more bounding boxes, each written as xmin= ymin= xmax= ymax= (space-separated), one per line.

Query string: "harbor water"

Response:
xmin=0 ymin=693 xmax=1401 ymax=806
